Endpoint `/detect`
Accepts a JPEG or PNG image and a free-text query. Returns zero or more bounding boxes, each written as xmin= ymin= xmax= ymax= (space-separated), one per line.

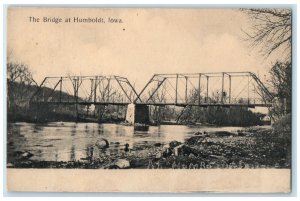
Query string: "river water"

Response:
xmin=7 ymin=122 xmax=251 ymax=162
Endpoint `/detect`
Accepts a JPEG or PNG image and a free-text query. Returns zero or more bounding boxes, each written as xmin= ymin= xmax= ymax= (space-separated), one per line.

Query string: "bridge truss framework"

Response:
xmin=30 ymin=72 xmax=273 ymax=108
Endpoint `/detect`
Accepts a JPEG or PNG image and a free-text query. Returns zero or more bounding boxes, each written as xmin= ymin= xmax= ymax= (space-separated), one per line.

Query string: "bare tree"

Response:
xmin=7 ymin=62 xmax=37 ymax=85
xmin=148 ymin=83 xmax=167 ymax=124
xmin=269 ymin=62 xmax=291 ymax=99
xmin=7 ymin=58 xmax=38 ymax=112
xmin=269 ymin=62 xmax=291 ymax=118
xmin=242 ymin=8 xmax=292 ymax=121
xmin=68 ymin=75 xmax=83 ymax=119
xmin=96 ymin=77 xmax=112 ymax=122
xmin=242 ymin=8 xmax=292 ymax=59
xmin=68 ymin=75 xmax=83 ymax=102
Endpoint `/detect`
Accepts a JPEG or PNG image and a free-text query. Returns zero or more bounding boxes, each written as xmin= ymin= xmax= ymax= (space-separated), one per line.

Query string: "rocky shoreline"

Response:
xmin=7 ymin=126 xmax=291 ymax=169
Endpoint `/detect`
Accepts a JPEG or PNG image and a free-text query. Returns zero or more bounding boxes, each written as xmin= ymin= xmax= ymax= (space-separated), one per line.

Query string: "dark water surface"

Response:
xmin=7 ymin=122 xmax=266 ymax=162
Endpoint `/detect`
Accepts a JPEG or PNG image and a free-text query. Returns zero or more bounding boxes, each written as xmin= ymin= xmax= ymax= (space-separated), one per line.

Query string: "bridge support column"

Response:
xmin=125 ymin=103 xmax=150 ymax=125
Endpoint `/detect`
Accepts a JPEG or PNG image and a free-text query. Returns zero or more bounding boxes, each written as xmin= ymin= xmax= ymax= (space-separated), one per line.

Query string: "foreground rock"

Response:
xmin=169 ymin=140 xmax=182 ymax=149
xmin=186 ymin=136 xmax=204 ymax=145
xmin=95 ymin=138 xmax=109 ymax=149
xmin=113 ymin=159 xmax=130 ymax=169
xmin=173 ymin=144 xmax=199 ymax=157
xmin=194 ymin=131 xmax=202 ymax=136
xmin=13 ymin=151 xmax=34 ymax=160
xmin=162 ymin=145 xmax=173 ymax=158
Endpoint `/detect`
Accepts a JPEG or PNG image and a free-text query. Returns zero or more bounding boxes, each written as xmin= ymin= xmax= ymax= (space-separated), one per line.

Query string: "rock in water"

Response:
xmin=186 ymin=136 xmax=204 ymax=145
xmin=114 ymin=159 xmax=130 ymax=169
xmin=21 ymin=152 xmax=33 ymax=159
xmin=95 ymin=138 xmax=109 ymax=149
xmin=194 ymin=131 xmax=202 ymax=136
xmin=169 ymin=141 xmax=182 ymax=149
xmin=214 ymin=131 xmax=234 ymax=137
xmin=154 ymin=142 xmax=162 ymax=147
xmin=124 ymin=143 xmax=130 ymax=152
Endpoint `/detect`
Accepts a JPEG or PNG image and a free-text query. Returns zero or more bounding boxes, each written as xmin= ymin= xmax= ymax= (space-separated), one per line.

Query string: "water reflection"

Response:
xmin=55 ymin=149 xmax=58 ymax=162
xmin=71 ymin=123 xmax=77 ymax=136
xmin=32 ymin=124 xmax=44 ymax=133
xmin=98 ymin=124 xmax=104 ymax=135
xmin=84 ymin=123 xmax=89 ymax=134
xmin=7 ymin=122 xmax=260 ymax=162
xmin=134 ymin=125 xmax=149 ymax=132
xmin=70 ymin=145 xmax=76 ymax=161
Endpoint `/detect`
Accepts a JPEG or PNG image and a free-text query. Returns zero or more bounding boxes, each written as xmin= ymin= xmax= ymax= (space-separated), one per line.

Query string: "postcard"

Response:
xmin=6 ymin=7 xmax=292 ymax=192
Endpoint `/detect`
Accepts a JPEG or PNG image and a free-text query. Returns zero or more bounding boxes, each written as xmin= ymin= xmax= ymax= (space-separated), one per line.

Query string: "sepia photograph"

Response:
xmin=5 ymin=6 xmax=293 ymax=192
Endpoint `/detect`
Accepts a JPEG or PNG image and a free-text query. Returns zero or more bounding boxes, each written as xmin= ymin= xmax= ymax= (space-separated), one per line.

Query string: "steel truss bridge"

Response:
xmin=30 ymin=72 xmax=273 ymax=108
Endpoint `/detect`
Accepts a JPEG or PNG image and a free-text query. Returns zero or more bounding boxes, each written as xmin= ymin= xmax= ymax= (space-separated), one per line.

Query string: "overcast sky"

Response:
xmin=7 ymin=8 xmax=279 ymax=91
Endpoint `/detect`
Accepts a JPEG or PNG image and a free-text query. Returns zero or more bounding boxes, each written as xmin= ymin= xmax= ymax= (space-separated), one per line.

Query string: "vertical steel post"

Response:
xmin=107 ymin=78 xmax=110 ymax=102
xmin=74 ymin=78 xmax=77 ymax=102
xmin=206 ymin=76 xmax=209 ymax=103
xmin=75 ymin=78 xmax=79 ymax=120
xmin=93 ymin=76 xmax=98 ymax=116
xmin=248 ymin=75 xmax=250 ymax=104
xmin=185 ymin=76 xmax=188 ymax=103
xmin=90 ymin=79 xmax=93 ymax=101
xmin=94 ymin=76 xmax=98 ymax=102
xmin=198 ymin=73 xmax=201 ymax=105
xmin=59 ymin=77 xmax=62 ymax=102
xmin=221 ymin=72 xmax=224 ymax=103
xmin=175 ymin=74 xmax=178 ymax=105
xmin=229 ymin=75 xmax=231 ymax=103
xmin=76 ymin=78 xmax=79 ymax=103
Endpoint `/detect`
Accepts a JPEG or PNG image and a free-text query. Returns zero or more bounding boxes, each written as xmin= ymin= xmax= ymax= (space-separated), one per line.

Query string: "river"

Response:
xmin=7 ymin=122 xmax=257 ymax=162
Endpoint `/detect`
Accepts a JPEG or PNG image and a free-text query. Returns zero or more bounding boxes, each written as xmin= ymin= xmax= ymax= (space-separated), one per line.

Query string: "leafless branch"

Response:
xmin=241 ymin=8 xmax=292 ymax=60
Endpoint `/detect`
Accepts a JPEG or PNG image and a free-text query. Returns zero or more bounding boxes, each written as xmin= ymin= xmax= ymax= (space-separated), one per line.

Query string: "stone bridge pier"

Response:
xmin=125 ymin=103 xmax=150 ymax=125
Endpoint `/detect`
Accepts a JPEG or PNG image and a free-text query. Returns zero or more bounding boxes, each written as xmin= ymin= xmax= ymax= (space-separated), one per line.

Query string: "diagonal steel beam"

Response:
xmin=146 ymin=78 xmax=167 ymax=103
xmin=114 ymin=76 xmax=132 ymax=102
xmin=29 ymin=77 xmax=47 ymax=103
xmin=249 ymin=73 xmax=273 ymax=100
xmin=46 ymin=79 xmax=62 ymax=102
xmin=123 ymin=78 xmax=141 ymax=102
xmin=134 ymin=74 xmax=156 ymax=103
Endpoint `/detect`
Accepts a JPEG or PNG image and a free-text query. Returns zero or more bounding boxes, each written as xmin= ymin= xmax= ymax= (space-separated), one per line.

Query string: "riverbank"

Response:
xmin=7 ymin=124 xmax=290 ymax=169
